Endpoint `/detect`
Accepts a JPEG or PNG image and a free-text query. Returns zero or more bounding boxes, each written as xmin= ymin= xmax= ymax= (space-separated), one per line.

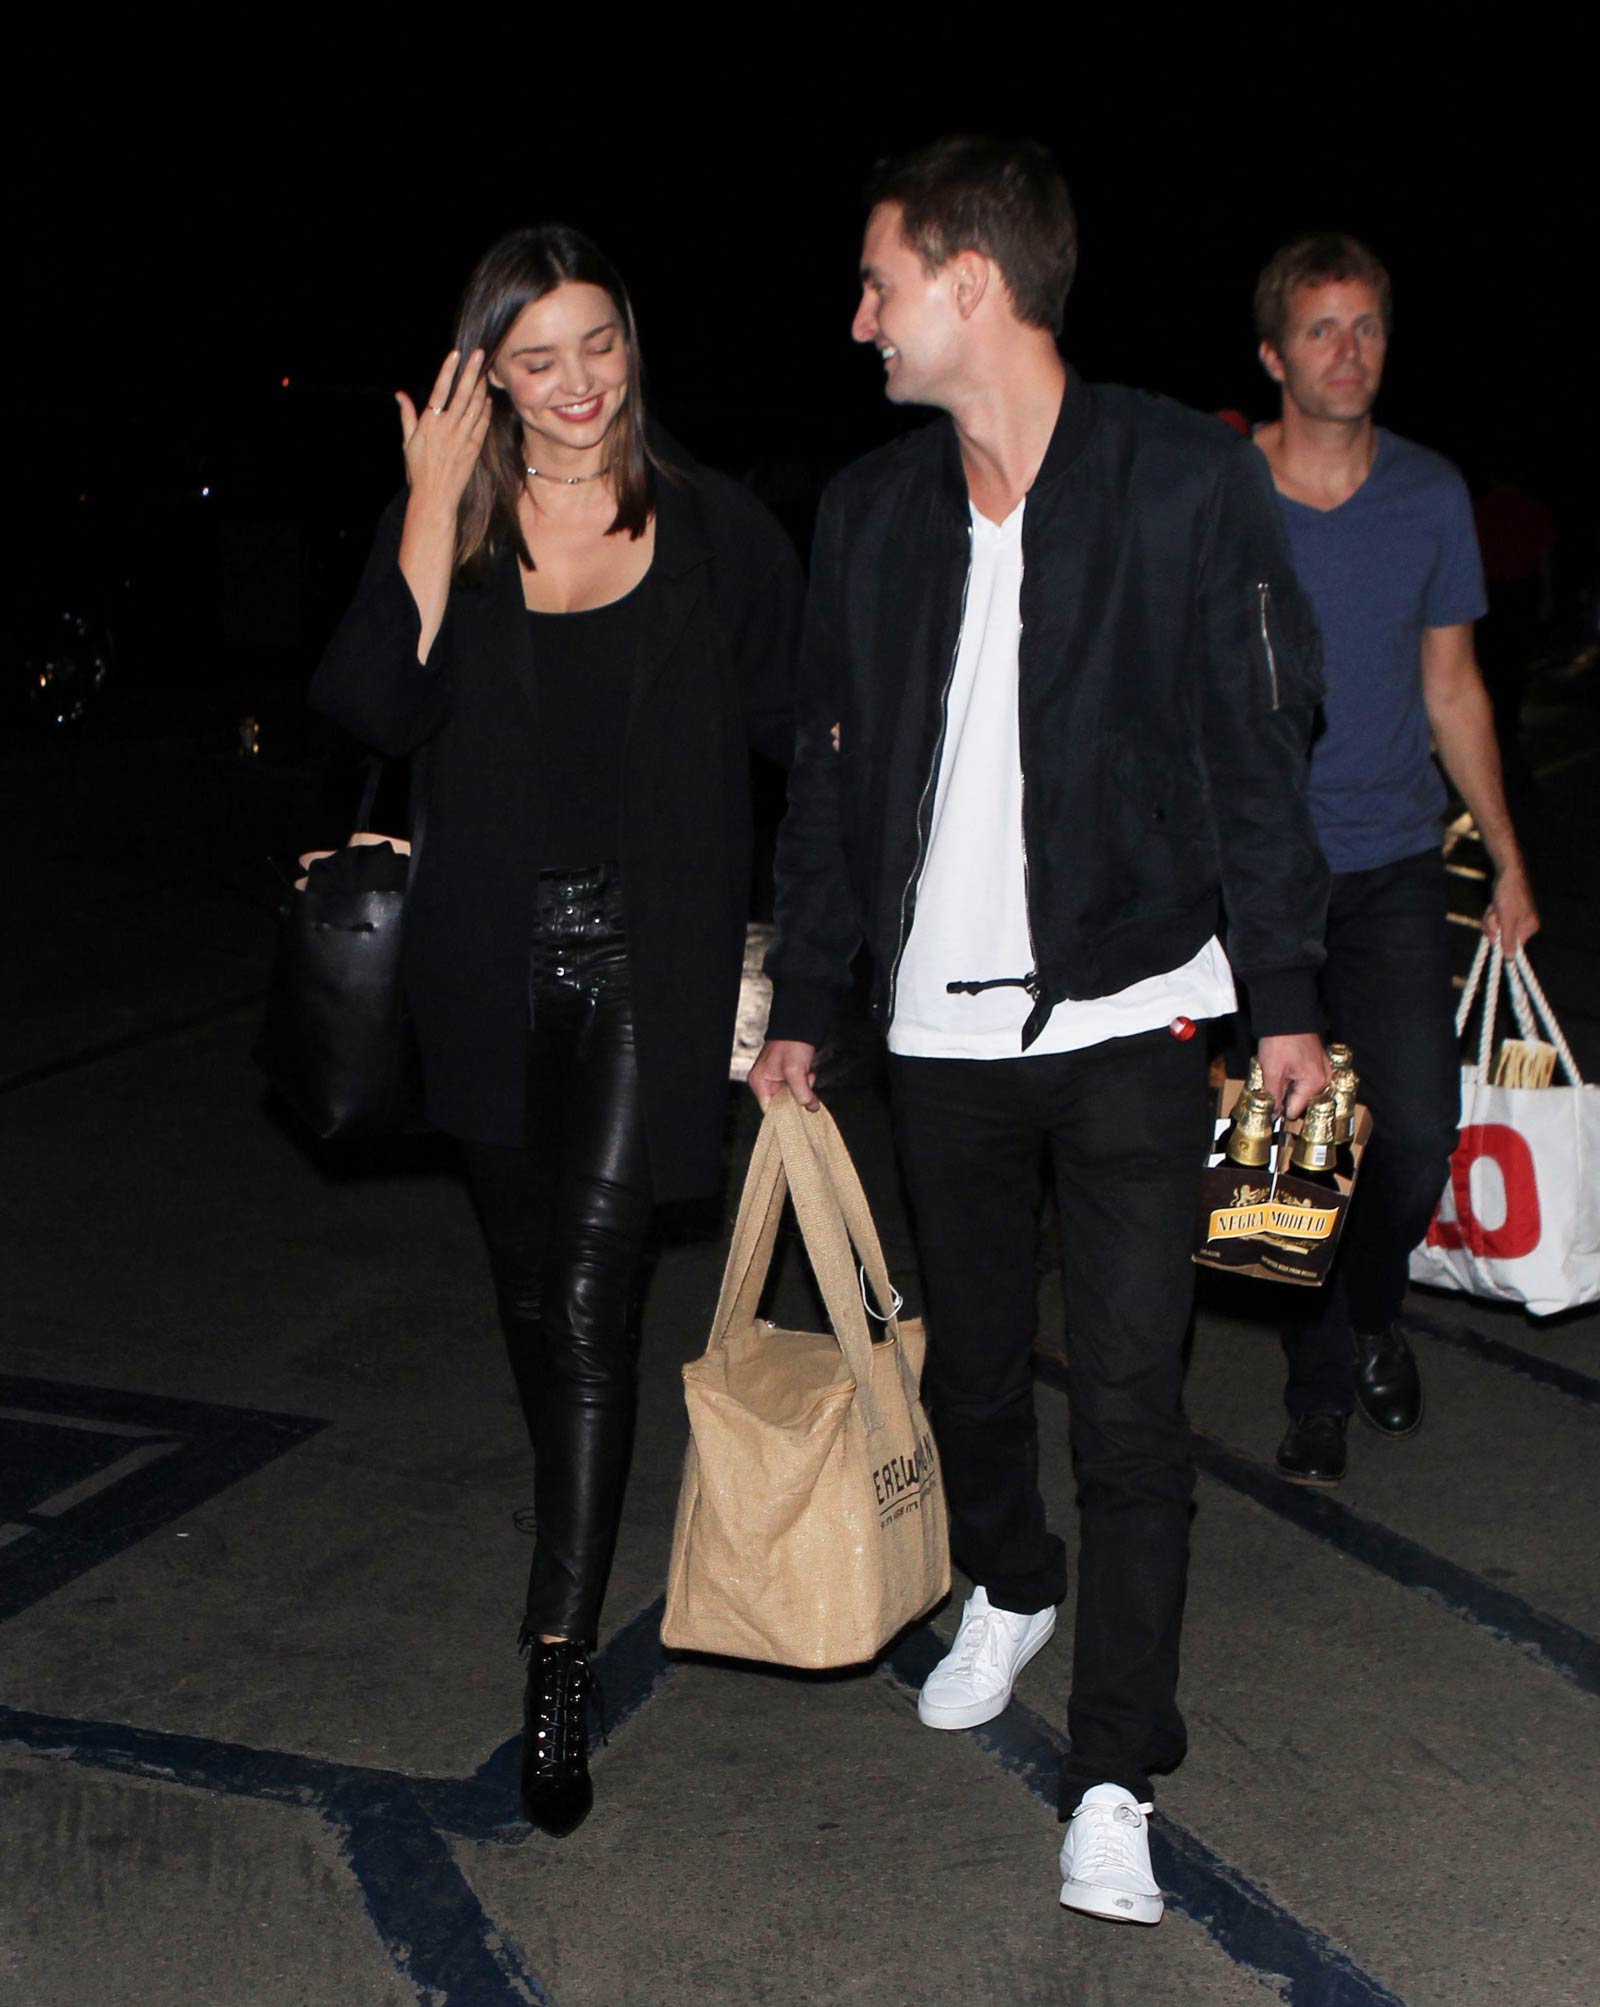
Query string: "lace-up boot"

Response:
xmin=1058 ymin=1783 xmax=1163 ymax=1925
xmin=916 ymin=1585 xmax=1056 ymax=1730
xmin=520 ymin=1635 xmax=594 ymax=1836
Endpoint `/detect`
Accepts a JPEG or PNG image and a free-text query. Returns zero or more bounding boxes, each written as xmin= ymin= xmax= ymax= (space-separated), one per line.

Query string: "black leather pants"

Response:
xmin=461 ymin=864 xmax=653 ymax=1644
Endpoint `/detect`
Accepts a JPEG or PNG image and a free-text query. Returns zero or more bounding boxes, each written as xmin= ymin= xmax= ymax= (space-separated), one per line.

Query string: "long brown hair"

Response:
xmin=449 ymin=225 xmax=658 ymax=578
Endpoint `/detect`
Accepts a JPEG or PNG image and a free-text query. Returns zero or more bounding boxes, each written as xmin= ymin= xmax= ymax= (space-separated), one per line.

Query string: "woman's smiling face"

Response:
xmin=490 ymin=281 xmax=630 ymax=465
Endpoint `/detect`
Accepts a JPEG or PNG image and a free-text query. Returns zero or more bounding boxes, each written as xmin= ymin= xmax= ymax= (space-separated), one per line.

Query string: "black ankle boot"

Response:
xmin=520 ymin=1633 xmax=594 ymax=1837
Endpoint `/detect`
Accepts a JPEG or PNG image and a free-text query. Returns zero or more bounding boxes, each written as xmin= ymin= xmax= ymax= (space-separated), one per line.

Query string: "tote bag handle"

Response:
xmin=705 ymin=1090 xmax=902 ymax=1434
xmin=1457 ymin=937 xmax=1583 ymax=1087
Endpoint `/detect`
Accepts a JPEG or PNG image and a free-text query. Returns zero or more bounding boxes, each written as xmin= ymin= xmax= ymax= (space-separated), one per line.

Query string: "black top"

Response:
xmin=526 ymin=580 xmax=645 ymax=868
xmin=310 ymin=438 xmax=802 ymax=1202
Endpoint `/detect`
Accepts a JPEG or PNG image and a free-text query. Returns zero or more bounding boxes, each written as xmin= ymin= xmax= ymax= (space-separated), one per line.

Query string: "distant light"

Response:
xmin=200 ymin=485 xmax=211 ymax=498
xmin=280 ymin=375 xmax=291 ymax=388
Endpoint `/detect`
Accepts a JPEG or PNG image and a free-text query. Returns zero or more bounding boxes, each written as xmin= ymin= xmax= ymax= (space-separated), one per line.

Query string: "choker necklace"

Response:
xmin=526 ymin=462 xmax=605 ymax=486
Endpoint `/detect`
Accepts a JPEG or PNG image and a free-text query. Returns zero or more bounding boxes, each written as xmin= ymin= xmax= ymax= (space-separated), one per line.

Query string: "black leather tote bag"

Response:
xmin=253 ymin=766 xmax=426 ymax=1140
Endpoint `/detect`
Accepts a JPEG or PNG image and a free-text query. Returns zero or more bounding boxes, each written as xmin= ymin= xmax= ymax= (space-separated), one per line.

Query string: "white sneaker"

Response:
xmin=916 ymin=1586 xmax=1056 ymax=1730
xmin=1058 ymin=1784 xmax=1163 ymax=1925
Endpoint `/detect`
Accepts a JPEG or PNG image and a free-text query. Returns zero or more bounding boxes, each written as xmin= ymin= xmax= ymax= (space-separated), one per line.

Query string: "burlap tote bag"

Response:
xmin=661 ymin=1089 xmax=950 ymax=1668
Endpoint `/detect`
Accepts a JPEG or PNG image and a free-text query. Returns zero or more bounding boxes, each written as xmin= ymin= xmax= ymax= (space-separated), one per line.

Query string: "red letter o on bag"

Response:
xmin=1427 ymin=1123 xmax=1541 ymax=1259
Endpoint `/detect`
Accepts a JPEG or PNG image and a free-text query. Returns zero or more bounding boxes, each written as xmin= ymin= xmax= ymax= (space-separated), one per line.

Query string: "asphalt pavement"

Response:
xmin=3 ymin=645 xmax=1597 ymax=2007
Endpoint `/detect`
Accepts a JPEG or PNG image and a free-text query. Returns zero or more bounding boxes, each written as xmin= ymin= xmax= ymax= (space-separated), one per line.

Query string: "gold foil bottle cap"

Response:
xmin=1225 ymin=1087 xmax=1277 ymax=1167
xmin=1229 ymin=1086 xmax=1276 ymax=1132
xmin=1331 ymin=1063 xmax=1358 ymax=1141
xmin=1327 ymin=1043 xmax=1353 ymax=1071
xmin=1291 ymin=1091 xmax=1340 ymax=1172
xmin=1245 ymin=1056 xmax=1265 ymax=1093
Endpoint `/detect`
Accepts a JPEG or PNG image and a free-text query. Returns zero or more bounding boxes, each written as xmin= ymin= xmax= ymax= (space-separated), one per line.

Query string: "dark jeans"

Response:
xmin=460 ymin=865 xmax=653 ymax=1644
xmin=889 ymin=1027 xmax=1213 ymax=1809
xmin=1282 ymin=850 xmax=1460 ymax=1418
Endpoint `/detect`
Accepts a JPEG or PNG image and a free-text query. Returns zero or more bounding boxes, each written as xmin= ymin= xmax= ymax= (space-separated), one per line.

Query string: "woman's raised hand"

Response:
xmin=396 ymin=349 xmax=491 ymax=508
xmin=395 ymin=349 xmax=490 ymax=660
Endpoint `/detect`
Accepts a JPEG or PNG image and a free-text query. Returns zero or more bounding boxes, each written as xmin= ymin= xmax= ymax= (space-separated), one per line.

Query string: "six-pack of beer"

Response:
xmin=1193 ymin=1046 xmax=1371 ymax=1286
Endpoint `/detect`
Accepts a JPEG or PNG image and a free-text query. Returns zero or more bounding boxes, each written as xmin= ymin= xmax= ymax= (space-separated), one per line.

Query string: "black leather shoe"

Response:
xmin=1353 ymin=1324 xmax=1424 ymax=1437
xmin=1275 ymin=1412 xmax=1349 ymax=1485
xmin=521 ymin=1635 xmax=594 ymax=1837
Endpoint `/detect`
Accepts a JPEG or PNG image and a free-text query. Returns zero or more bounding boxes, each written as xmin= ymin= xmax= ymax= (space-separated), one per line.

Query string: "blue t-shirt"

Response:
xmin=1272 ymin=429 xmax=1487 ymax=874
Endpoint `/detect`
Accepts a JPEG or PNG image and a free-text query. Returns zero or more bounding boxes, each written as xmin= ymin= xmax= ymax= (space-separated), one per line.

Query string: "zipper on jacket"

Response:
xmin=939 ymin=766 xmax=1047 ymax=1039
xmin=1019 ymin=763 xmax=1040 ymax=986
xmin=1013 ymin=761 xmax=1049 ymax=1044
xmin=1256 ymin=581 xmax=1281 ymax=712
xmin=886 ymin=541 xmax=972 ymax=1024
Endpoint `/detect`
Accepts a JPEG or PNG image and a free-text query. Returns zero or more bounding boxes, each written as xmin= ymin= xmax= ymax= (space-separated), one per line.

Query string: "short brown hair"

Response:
xmin=866 ymin=135 xmax=1078 ymax=335
xmin=1254 ymin=232 xmax=1393 ymax=351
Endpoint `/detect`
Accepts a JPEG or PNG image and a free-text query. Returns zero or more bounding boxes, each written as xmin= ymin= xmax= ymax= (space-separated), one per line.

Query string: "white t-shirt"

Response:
xmin=887 ymin=498 xmax=1236 ymax=1061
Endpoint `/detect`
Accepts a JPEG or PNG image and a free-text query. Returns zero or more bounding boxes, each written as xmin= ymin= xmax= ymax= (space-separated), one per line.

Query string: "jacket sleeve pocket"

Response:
xmin=1253 ymin=573 xmax=1323 ymax=715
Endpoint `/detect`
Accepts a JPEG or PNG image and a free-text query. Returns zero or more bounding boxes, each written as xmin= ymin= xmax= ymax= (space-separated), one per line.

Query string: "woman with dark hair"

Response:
xmin=312 ymin=226 xmax=800 ymax=1836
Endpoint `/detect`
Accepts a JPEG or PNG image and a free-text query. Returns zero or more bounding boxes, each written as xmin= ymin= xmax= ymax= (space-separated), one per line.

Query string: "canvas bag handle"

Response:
xmin=1507 ymin=948 xmax=1584 ymax=1085
xmin=709 ymin=1090 xmax=903 ymax=1349
xmin=788 ymin=1098 xmax=903 ymax=1342
xmin=1457 ymin=937 xmax=1583 ymax=1086
xmin=778 ymin=1092 xmax=927 ymax=1434
xmin=705 ymin=1088 xmax=893 ymax=1434
xmin=794 ymin=1099 xmax=929 ymax=1428
xmin=708 ymin=1111 xmax=791 ymax=1346
xmin=704 ymin=1091 xmax=881 ymax=1433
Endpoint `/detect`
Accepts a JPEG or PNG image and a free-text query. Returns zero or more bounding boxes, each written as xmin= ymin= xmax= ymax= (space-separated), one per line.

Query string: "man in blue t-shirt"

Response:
xmin=1250 ymin=232 xmax=1539 ymax=1484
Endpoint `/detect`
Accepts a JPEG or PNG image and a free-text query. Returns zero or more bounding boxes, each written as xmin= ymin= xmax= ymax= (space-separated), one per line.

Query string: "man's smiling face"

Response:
xmin=851 ymin=202 xmax=967 ymax=410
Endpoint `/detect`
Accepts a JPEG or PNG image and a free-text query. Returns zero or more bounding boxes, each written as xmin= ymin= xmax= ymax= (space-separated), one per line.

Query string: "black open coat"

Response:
xmin=311 ymin=446 xmax=800 ymax=1202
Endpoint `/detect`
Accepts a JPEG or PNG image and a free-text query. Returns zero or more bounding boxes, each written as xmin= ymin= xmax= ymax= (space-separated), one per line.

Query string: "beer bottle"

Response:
xmin=1220 ymin=1085 xmax=1278 ymax=1169
xmin=1330 ymin=1058 xmax=1359 ymax=1179
xmin=1289 ymin=1091 xmax=1342 ymax=1190
xmin=1203 ymin=1086 xmax=1278 ymax=1267
xmin=1255 ymin=1091 xmax=1344 ymax=1280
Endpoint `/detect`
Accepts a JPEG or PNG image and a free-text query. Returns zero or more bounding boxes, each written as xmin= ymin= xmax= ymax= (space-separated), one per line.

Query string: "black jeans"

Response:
xmin=889 ymin=1027 xmax=1213 ymax=1809
xmin=1282 ymin=851 xmax=1460 ymax=1418
xmin=460 ymin=865 xmax=653 ymax=1644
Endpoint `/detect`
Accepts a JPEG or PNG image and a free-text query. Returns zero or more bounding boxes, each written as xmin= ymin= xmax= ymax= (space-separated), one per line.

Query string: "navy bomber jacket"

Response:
xmin=765 ymin=372 xmax=1329 ymax=1049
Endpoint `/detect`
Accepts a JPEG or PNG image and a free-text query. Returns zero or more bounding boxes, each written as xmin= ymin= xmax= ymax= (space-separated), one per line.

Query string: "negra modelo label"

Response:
xmin=873 ymin=1430 xmax=940 ymax=1522
xmin=1207 ymin=1196 xmax=1339 ymax=1243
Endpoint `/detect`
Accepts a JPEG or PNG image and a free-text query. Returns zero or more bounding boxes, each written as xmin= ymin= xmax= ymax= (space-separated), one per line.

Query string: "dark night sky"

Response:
xmin=26 ymin=87 xmax=1594 ymax=536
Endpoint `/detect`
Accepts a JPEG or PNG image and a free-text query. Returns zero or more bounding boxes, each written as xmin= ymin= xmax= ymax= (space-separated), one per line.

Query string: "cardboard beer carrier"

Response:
xmin=1193 ymin=1077 xmax=1372 ymax=1286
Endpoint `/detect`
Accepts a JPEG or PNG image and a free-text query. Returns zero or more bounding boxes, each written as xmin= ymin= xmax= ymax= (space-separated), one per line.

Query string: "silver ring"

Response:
xmin=430 ymin=405 xmax=443 ymax=415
